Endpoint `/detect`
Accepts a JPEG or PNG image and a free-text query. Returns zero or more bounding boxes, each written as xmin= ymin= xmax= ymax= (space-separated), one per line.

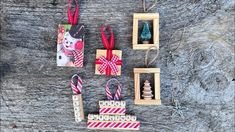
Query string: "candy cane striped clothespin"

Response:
xmin=105 ymin=78 xmax=122 ymax=101
xmin=70 ymin=74 xmax=84 ymax=122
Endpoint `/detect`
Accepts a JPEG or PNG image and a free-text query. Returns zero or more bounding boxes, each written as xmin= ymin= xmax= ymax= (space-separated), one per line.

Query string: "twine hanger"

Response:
xmin=142 ymin=0 xmax=158 ymax=12
xmin=145 ymin=46 xmax=159 ymax=68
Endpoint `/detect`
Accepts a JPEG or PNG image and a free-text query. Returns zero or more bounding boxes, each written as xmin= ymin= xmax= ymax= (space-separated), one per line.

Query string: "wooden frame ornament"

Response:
xmin=132 ymin=13 xmax=159 ymax=50
xmin=134 ymin=68 xmax=161 ymax=105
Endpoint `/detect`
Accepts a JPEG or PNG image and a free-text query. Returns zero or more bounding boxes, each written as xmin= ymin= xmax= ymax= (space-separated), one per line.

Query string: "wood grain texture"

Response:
xmin=0 ymin=0 xmax=234 ymax=131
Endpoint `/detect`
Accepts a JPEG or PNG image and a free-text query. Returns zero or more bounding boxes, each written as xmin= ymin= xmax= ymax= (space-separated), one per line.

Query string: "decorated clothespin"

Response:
xmin=95 ymin=26 xmax=122 ymax=76
xmin=70 ymin=74 xmax=84 ymax=122
xmin=87 ymin=79 xmax=140 ymax=130
xmin=57 ymin=0 xmax=85 ymax=67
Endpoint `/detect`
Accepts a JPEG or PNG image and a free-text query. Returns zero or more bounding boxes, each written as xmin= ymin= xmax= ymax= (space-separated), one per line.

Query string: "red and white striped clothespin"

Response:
xmin=71 ymin=74 xmax=83 ymax=94
xmin=105 ymin=78 xmax=122 ymax=101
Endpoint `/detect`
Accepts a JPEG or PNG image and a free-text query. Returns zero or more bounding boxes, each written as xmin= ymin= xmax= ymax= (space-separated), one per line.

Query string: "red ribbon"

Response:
xmin=95 ymin=26 xmax=122 ymax=75
xmin=100 ymin=26 xmax=114 ymax=50
xmin=67 ymin=0 xmax=79 ymax=25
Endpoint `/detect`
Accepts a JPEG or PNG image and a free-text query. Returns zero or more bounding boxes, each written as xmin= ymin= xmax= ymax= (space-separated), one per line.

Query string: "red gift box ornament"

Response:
xmin=95 ymin=26 xmax=122 ymax=76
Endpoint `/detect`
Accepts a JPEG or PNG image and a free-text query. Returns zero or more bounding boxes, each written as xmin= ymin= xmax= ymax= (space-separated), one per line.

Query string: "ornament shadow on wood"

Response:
xmin=132 ymin=13 xmax=159 ymax=50
xmin=134 ymin=68 xmax=161 ymax=105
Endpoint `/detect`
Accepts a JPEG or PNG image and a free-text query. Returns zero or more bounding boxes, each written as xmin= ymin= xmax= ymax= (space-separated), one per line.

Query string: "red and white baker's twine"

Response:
xmin=71 ymin=74 xmax=83 ymax=94
xmin=98 ymin=55 xmax=119 ymax=75
xmin=105 ymin=78 xmax=122 ymax=101
xmin=73 ymin=50 xmax=84 ymax=67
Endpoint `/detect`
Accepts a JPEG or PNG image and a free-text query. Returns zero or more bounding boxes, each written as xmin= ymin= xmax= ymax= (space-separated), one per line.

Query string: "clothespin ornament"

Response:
xmin=87 ymin=79 xmax=140 ymax=130
xmin=70 ymin=74 xmax=84 ymax=122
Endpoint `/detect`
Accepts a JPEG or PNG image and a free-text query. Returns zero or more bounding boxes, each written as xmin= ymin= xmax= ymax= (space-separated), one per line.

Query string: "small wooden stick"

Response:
xmin=72 ymin=94 xmax=84 ymax=122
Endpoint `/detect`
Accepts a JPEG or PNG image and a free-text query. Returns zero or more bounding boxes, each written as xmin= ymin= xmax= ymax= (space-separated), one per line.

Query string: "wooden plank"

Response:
xmin=134 ymin=68 xmax=160 ymax=73
xmin=153 ymin=18 xmax=159 ymax=47
xmin=1 ymin=0 xmax=233 ymax=131
xmin=134 ymin=73 xmax=140 ymax=100
xmin=133 ymin=13 xmax=159 ymax=20
xmin=132 ymin=18 xmax=139 ymax=47
xmin=134 ymin=99 xmax=161 ymax=105
xmin=133 ymin=44 xmax=159 ymax=50
xmin=154 ymin=72 xmax=161 ymax=101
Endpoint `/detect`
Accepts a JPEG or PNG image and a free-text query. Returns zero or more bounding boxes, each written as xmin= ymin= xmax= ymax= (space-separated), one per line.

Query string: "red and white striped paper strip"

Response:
xmin=105 ymin=78 xmax=122 ymax=100
xmin=99 ymin=107 xmax=126 ymax=115
xmin=71 ymin=74 xmax=83 ymax=94
xmin=87 ymin=121 xmax=140 ymax=130
xmin=72 ymin=50 xmax=84 ymax=67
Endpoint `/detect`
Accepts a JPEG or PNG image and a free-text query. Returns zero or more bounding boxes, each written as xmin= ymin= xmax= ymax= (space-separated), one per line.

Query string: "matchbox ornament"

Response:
xmin=70 ymin=74 xmax=84 ymax=122
xmin=57 ymin=0 xmax=85 ymax=67
xmin=87 ymin=79 xmax=140 ymax=130
xmin=95 ymin=26 xmax=122 ymax=76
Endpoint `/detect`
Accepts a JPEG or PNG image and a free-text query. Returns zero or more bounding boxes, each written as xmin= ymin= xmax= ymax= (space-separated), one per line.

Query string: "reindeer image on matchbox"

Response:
xmin=87 ymin=79 xmax=140 ymax=130
xmin=95 ymin=26 xmax=122 ymax=76
xmin=70 ymin=74 xmax=84 ymax=122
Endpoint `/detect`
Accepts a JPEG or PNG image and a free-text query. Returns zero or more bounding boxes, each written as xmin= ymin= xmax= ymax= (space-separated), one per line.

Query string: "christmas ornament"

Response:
xmin=57 ymin=0 xmax=85 ymax=67
xmin=132 ymin=0 xmax=159 ymax=49
xmin=87 ymin=79 xmax=140 ymax=130
xmin=134 ymin=47 xmax=161 ymax=105
xmin=142 ymin=80 xmax=153 ymax=100
xmin=70 ymin=74 xmax=84 ymax=122
xmin=95 ymin=26 xmax=122 ymax=76
xmin=141 ymin=22 xmax=152 ymax=44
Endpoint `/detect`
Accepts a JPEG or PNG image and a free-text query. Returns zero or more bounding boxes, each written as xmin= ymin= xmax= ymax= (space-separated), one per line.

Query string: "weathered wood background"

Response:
xmin=0 ymin=0 xmax=234 ymax=131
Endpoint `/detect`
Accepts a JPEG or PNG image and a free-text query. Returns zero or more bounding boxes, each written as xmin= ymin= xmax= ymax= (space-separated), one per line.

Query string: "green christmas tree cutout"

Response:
xmin=140 ymin=22 xmax=152 ymax=44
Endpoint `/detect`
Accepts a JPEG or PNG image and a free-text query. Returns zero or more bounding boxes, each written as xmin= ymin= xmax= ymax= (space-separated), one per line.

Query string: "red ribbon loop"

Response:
xmin=105 ymin=78 xmax=122 ymax=100
xmin=101 ymin=25 xmax=115 ymax=50
xmin=67 ymin=0 xmax=79 ymax=25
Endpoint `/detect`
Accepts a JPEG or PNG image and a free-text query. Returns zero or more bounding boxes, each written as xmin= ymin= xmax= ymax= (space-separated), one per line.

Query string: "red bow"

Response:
xmin=98 ymin=55 xmax=120 ymax=75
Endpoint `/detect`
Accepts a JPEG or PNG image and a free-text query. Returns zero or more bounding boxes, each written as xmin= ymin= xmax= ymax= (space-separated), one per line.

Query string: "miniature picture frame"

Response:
xmin=132 ymin=13 xmax=159 ymax=50
xmin=134 ymin=68 xmax=161 ymax=105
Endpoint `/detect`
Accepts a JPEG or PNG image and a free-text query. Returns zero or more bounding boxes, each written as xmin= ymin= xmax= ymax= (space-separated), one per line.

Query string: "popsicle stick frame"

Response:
xmin=132 ymin=13 xmax=159 ymax=50
xmin=134 ymin=68 xmax=161 ymax=105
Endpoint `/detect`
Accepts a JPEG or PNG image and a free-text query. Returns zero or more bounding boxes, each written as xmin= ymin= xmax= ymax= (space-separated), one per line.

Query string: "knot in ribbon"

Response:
xmin=105 ymin=78 xmax=122 ymax=101
xmin=98 ymin=55 xmax=120 ymax=75
xmin=70 ymin=74 xmax=83 ymax=94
